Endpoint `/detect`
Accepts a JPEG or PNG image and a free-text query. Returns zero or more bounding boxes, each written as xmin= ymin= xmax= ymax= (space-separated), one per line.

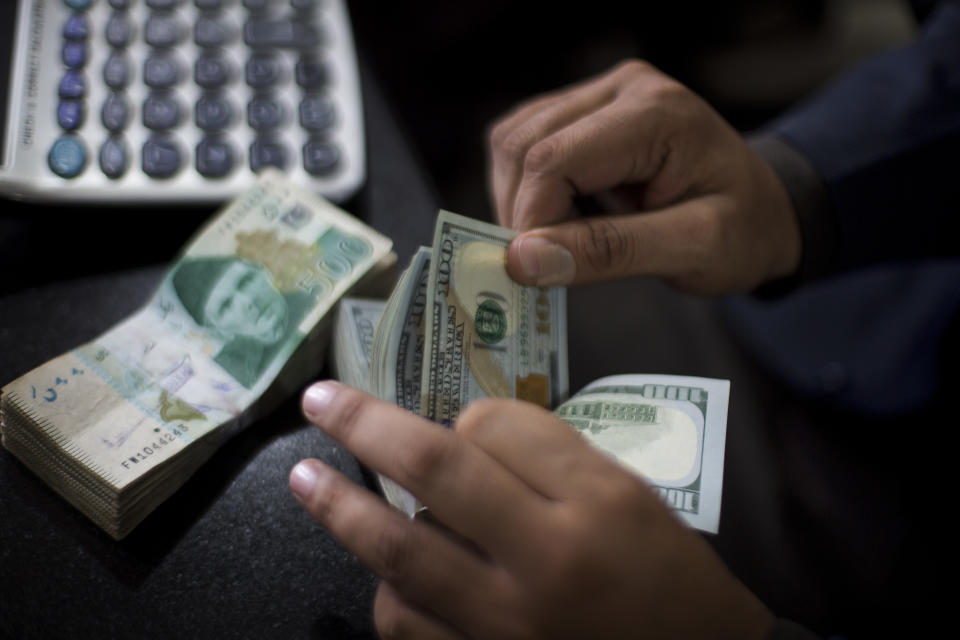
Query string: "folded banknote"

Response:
xmin=1 ymin=169 xmax=394 ymax=539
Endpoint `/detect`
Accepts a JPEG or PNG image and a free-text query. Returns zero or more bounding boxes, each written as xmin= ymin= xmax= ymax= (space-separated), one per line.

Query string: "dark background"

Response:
xmin=349 ymin=0 xmax=917 ymax=221
xmin=0 ymin=0 xmax=919 ymax=296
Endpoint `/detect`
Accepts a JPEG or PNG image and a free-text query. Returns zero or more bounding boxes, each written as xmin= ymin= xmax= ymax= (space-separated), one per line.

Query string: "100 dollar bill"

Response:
xmin=420 ymin=211 xmax=568 ymax=425
xmin=555 ymin=374 xmax=729 ymax=533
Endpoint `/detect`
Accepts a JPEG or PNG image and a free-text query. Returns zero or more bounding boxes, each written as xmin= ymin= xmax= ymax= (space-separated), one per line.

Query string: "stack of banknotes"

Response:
xmin=330 ymin=210 xmax=730 ymax=533
xmin=0 ymin=170 xmax=394 ymax=540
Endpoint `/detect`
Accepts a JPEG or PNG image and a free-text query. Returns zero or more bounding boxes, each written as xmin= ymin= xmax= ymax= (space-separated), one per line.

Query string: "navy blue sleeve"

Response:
xmin=761 ymin=0 xmax=960 ymax=278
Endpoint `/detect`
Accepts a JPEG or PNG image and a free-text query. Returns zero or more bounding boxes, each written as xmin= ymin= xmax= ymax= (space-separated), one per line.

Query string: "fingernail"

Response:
xmin=302 ymin=382 xmax=336 ymax=420
xmin=290 ymin=461 xmax=318 ymax=500
xmin=515 ymin=235 xmax=576 ymax=286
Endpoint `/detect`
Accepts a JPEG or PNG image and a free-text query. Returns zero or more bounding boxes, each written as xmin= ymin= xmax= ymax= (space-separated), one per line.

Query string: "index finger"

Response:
xmin=487 ymin=68 xmax=619 ymax=230
xmin=300 ymin=381 xmax=553 ymax=561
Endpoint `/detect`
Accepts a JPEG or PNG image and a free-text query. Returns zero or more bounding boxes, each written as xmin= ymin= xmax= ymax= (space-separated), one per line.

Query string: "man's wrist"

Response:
xmin=747 ymin=133 xmax=838 ymax=294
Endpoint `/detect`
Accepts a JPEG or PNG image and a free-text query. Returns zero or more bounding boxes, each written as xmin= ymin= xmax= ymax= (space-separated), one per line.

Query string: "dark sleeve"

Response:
xmin=750 ymin=0 xmax=960 ymax=285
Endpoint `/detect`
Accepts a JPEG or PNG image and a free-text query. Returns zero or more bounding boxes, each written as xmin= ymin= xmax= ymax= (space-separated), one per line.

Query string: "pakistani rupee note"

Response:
xmin=0 ymin=169 xmax=393 ymax=539
xmin=554 ymin=374 xmax=729 ymax=533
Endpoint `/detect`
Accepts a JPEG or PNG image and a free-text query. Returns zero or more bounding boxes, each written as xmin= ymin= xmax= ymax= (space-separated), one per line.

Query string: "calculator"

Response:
xmin=0 ymin=0 xmax=365 ymax=205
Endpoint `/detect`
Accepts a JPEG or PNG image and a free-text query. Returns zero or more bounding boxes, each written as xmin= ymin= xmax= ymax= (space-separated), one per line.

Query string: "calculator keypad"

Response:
xmin=43 ymin=0 xmax=355 ymax=194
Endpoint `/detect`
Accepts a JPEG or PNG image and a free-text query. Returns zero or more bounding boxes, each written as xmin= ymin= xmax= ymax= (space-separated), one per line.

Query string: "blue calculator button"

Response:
xmin=58 ymin=71 xmax=86 ymax=99
xmin=299 ymin=95 xmax=335 ymax=131
xmin=195 ymin=16 xmax=233 ymax=48
xmin=142 ymin=136 xmax=182 ymax=178
xmin=250 ymin=138 xmax=289 ymax=172
xmin=244 ymin=19 xmax=321 ymax=50
xmin=245 ymin=54 xmax=282 ymax=88
xmin=291 ymin=0 xmax=319 ymax=10
xmin=109 ymin=0 xmax=131 ymax=8
xmin=48 ymin=136 xmax=87 ymax=178
xmin=146 ymin=0 xmax=182 ymax=9
xmin=63 ymin=14 xmax=89 ymax=40
xmin=144 ymin=53 xmax=182 ymax=88
xmin=105 ymin=12 xmax=133 ymax=48
xmin=295 ymin=58 xmax=328 ymax=89
xmin=243 ymin=0 xmax=270 ymax=12
xmin=101 ymin=93 xmax=131 ymax=131
xmin=103 ymin=51 xmax=131 ymax=90
xmin=195 ymin=94 xmax=233 ymax=130
xmin=143 ymin=93 xmax=182 ymax=130
xmin=248 ymin=96 xmax=285 ymax=131
xmin=303 ymin=139 xmax=340 ymax=176
xmin=62 ymin=41 xmax=87 ymax=69
xmin=57 ymin=100 xmax=86 ymax=131
xmin=196 ymin=137 xmax=234 ymax=178
xmin=194 ymin=54 xmax=232 ymax=89
xmin=145 ymin=13 xmax=184 ymax=48
xmin=196 ymin=0 xmax=226 ymax=9
xmin=62 ymin=0 xmax=93 ymax=11
xmin=99 ymin=137 xmax=129 ymax=179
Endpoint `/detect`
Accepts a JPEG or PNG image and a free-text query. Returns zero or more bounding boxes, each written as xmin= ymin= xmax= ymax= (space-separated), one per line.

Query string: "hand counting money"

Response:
xmin=0 ymin=170 xmax=394 ymax=539
xmin=329 ymin=209 xmax=730 ymax=533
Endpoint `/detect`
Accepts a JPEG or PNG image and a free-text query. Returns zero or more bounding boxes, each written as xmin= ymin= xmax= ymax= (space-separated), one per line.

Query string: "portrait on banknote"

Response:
xmin=171 ymin=256 xmax=314 ymax=388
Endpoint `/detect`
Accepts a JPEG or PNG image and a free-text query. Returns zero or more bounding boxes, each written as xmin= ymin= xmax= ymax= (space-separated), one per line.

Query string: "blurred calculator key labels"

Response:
xmin=0 ymin=0 xmax=366 ymax=204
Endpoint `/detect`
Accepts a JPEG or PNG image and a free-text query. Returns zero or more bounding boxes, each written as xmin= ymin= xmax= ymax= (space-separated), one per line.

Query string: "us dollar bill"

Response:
xmin=326 ymin=211 xmax=729 ymax=533
xmin=554 ymin=374 xmax=729 ymax=533
xmin=364 ymin=248 xmax=432 ymax=515
xmin=330 ymin=298 xmax=385 ymax=392
xmin=420 ymin=210 xmax=568 ymax=425
xmin=0 ymin=169 xmax=393 ymax=539
xmin=372 ymin=247 xmax=431 ymax=413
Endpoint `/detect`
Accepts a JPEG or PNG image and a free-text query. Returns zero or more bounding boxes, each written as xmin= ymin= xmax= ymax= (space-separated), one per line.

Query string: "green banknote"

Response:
xmin=330 ymin=298 xmax=385 ymax=392
xmin=371 ymin=246 xmax=431 ymax=414
xmin=0 ymin=169 xmax=393 ymax=539
xmin=420 ymin=211 xmax=568 ymax=425
xmin=555 ymin=374 xmax=729 ymax=533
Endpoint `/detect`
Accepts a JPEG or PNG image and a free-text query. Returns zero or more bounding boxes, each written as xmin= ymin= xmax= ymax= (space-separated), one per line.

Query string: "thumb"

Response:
xmin=506 ymin=199 xmax=728 ymax=290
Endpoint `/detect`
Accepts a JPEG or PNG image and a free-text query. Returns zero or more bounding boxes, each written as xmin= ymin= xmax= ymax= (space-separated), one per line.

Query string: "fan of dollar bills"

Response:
xmin=331 ymin=210 xmax=730 ymax=533
xmin=0 ymin=170 xmax=395 ymax=539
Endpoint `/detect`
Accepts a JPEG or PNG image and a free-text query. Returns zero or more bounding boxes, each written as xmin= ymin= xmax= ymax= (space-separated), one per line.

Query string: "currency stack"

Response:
xmin=330 ymin=210 xmax=730 ymax=533
xmin=0 ymin=170 xmax=394 ymax=539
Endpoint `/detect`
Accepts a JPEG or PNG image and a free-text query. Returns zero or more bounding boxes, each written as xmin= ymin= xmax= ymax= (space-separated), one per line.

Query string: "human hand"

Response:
xmin=290 ymin=380 xmax=774 ymax=639
xmin=488 ymin=59 xmax=801 ymax=293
